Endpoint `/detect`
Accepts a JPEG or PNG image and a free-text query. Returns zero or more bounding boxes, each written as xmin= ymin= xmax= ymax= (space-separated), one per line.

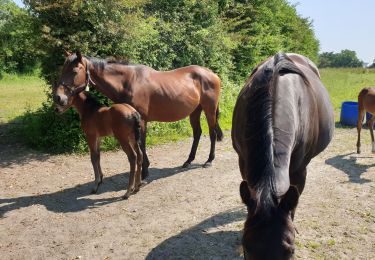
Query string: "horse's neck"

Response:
xmin=72 ymin=93 xmax=91 ymax=119
xmin=88 ymin=61 xmax=133 ymax=103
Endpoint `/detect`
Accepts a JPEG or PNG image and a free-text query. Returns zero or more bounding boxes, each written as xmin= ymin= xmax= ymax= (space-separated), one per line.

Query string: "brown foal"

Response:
xmin=357 ymin=87 xmax=375 ymax=154
xmin=53 ymin=86 xmax=143 ymax=199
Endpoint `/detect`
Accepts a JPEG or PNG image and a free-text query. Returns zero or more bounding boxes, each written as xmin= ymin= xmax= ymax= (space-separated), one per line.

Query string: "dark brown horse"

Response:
xmin=53 ymin=86 xmax=143 ymax=199
xmin=232 ymin=53 xmax=334 ymax=259
xmin=357 ymin=87 xmax=375 ymax=154
xmin=54 ymin=51 xmax=223 ymax=179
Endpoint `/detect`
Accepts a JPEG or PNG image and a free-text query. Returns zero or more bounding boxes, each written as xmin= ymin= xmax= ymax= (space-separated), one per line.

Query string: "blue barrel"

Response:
xmin=340 ymin=101 xmax=359 ymax=126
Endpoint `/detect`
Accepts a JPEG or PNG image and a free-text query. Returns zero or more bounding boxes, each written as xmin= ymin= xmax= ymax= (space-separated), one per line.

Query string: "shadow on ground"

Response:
xmin=146 ymin=208 xmax=245 ymax=260
xmin=0 ymin=164 xmax=201 ymax=217
xmin=325 ymin=153 xmax=374 ymax=184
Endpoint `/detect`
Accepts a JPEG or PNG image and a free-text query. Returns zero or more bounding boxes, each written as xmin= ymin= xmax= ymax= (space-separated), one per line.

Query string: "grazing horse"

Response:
xmin=232 ymin=53 xmax=334 ymax=259
xmin=53 ymin=51 xmax=223 ymax=179
xmin=53 ymin=86 xmax=143 ymax=199
xmin=357 ymin=87 xmax=375 ymax=154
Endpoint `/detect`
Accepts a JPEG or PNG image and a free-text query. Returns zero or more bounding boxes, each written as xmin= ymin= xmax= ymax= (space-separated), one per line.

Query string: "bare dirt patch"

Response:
xmin=1 ymin=128 xmax=374 ymax=259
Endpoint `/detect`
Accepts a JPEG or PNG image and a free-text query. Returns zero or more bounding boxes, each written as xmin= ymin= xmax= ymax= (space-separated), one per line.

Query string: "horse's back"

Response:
xmin=359 ymin=87 xmax=375 ymax=114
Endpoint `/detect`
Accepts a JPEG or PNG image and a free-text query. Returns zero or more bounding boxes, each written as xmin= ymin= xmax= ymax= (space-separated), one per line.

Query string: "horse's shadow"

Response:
xmin=146 ymin=208 xmax=246 ymax=260
xmin=0 ymin=164 xmax=201 ymax=218
xmin=325 ymin=153 xmax=374 ymax=184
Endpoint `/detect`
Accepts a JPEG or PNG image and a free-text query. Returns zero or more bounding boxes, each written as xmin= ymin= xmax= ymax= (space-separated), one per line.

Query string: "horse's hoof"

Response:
xmin=123 ymin=194 xmax=130 ymax=200
xmin=182 ymin=162 xmax=191 ymax=168
xmin=91 ymin=188 xmax=98 ymax=194
xmin=203 ymin=162 xmax=212 ymax=168
xmin=141 ymin=170 xmax=149 ymax=180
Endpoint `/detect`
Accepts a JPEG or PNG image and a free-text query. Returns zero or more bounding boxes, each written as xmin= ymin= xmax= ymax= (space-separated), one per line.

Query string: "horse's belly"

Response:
xmin=148 ymin=102 xmax=197 ymax=122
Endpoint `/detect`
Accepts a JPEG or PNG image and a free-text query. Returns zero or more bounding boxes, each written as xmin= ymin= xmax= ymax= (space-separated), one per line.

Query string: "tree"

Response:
xmin=0 ymin=0 xmax=41 ymax=75
xmin=318 ymin=50 xmax=363 ymax=68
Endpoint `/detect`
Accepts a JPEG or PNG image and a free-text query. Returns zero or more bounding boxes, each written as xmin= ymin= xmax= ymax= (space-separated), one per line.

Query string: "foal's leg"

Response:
xmin=87 ymin=135 xmax=103 ymax=194
xmin=183 ymin=105 xmax=202 ymax=168
xmin=357 ymin=107 xmax=365 ymax=154
xmin=130 ymin=138 xmax=143 ymax=192
xmin=140 ymin=120 xmax=150 ymax=180
xmin=368 ymin=115 xmax=375 ymax=153
xmin=121 ymin=141 xmax=137 ymax=199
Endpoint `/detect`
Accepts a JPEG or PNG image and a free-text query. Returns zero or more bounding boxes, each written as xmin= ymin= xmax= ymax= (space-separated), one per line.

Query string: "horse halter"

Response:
xmin=60 ymin=59 xmax=93 ymax=96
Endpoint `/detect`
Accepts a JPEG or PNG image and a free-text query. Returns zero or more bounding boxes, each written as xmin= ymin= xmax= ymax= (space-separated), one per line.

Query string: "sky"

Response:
xmin=12 ymin=0 xmax=375 ymax=64
xmin=289 ymin=0 xmax=375 ymax=64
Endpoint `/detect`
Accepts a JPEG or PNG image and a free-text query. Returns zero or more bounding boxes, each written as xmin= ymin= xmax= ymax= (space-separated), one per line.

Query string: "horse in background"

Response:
xmin=53 ymin=85 xmax=143 ymax=199
xmin=53 ymin=51 xmax=223 ymax=180
xmin=357 ymin=87 xmax=375 ymax=154
xmin=232 ymin=53 xmax=334 ymax=259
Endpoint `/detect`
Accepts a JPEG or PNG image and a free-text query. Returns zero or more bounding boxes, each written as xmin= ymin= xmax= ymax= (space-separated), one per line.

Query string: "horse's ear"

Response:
xmin=76 ymin=50 xmax=83 ymax=63
xmin=279 ymin=185 xmax=300 ymax=211
xmin=64 ymin=49 xmax=72 ymax=57
xmin=240 ymin=181 xmax=255 ymax=210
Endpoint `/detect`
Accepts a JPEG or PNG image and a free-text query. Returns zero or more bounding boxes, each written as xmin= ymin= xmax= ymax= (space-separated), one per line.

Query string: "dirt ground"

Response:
xmin=0 ymin=127 xmax=374 ymax=259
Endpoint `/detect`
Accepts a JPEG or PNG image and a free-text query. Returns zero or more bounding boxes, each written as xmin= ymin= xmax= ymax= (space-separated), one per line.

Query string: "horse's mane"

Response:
xmin=85 ymin=56 xmax=131 ymax=71
xmin=80 ymin=91 xmax=104 ymax=110
xmin=244 ymin=52 xmax=309 ymax=214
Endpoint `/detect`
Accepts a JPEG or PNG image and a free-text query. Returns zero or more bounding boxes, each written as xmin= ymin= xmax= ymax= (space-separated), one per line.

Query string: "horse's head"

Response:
xmin=53 ymin=50 xmax=89 ymax=110
xmin=52 ymin=80 xmax=75 ymax=114
xmin=240 ymin=181 xmax=299 ymax=260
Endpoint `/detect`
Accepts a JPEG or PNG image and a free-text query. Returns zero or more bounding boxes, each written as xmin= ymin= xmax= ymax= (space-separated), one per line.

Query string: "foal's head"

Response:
xmin=240 ymin=181 xmax=299 ymax=260
xmin=53 ymin=50 xmax=89 ymax=108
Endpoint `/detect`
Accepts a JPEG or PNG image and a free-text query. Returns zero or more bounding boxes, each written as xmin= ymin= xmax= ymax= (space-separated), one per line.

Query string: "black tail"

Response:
xmin=215 ymin=107 xmax=224 ymax=141
xmin=245 ymin=52 xmax=308 ymax=213
xmin=133 ymin=112 xmax=142 ymax=146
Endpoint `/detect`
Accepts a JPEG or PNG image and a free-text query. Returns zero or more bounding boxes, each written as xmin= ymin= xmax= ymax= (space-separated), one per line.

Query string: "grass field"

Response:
xmin=0 ymin=74 xmax=47 ymax=123
xmin=1 ymin=68 xmax=375 ymax=151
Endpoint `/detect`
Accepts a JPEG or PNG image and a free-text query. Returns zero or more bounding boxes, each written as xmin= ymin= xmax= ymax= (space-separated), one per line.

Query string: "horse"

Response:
xmin=357 ymin=87 xmax=375 ymax=154
xmin=231 ymin=53 xmax=334 ymax=259
xmin=53 ymin=50 xmax=223 ymax=180
xmin=53 ymin=85 xmax=143 ymax=199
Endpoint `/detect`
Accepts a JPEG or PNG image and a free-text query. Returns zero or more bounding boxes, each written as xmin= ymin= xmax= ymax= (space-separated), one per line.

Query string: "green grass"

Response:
xmin=0 ymin=74 xmax=47 ymax=123
xmin=320 ymin=68 xmax=375 ymax=113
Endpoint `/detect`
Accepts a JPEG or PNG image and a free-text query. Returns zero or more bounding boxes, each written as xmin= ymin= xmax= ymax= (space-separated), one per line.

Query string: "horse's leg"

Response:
xmin=121 ymin=140 xmax=137 ymax=199
xmin=87 ymin=135 xmax=103 ymax=194
xmin=202 ymin=106 xmax=218 ymax=168
xmin=368 ymin=115 xmax=375 ymax=153
xmin=290 ymin=167 xmax=307 ymax=220
xmin=357 ymin=106 xmax=365 ymax=154
xmin=140 ymin=120 xmax=150 ymax=180
xmin=182 ymin=105 xmax=203 ymax=168
xmin=131 ymin=137 xmax=143 ymax=192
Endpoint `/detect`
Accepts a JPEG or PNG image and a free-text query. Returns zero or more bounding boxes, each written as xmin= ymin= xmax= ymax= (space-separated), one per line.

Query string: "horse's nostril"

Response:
xmin=53 ymin=95 xmax=61 ymax=103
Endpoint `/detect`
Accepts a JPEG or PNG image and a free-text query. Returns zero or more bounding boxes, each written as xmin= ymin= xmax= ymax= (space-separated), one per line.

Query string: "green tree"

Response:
xmin=318 ymin=50 xmax=363 ymax=68
xmin=0 ymin=0 xmax=41 ymax=75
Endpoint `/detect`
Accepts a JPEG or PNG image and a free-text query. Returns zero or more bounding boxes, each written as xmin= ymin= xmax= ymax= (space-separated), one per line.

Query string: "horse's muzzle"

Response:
xmin=53 ymin=94 xmax=68 ymax=106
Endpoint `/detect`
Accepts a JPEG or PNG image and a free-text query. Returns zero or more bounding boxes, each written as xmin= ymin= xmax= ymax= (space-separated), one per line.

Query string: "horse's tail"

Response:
xmin=132 ymin=112 xmax=142 ymax=146
xmin=215 ymin=106 xmax=224 ymax=141
xmin=245 ymin=52 xmax=308 ymax=213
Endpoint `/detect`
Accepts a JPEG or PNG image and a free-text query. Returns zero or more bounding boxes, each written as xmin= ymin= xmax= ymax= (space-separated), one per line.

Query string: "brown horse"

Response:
xmin=53 ymin=86 xmax=143 ymax=199
xmin=357 ymin=87 xmax=375 ymax=154
xmin=232 ymin=53 xmax=334 ymax=259
xmin=54 ymin=51 xmax=223 ymax=179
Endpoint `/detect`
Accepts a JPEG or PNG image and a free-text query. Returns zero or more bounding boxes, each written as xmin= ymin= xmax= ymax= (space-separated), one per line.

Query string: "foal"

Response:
xmin=357 ymin=87 xmax=375 ymax=154
xmin=54 ymin=87 xmax=143 ymax=199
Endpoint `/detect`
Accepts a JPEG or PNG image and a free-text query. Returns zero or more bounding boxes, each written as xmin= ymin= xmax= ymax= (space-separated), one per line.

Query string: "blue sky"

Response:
xmin=13 ymin=0 xmax=375 ymax=63
xmin=289 ymin=0 xmax=375 ymax=63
